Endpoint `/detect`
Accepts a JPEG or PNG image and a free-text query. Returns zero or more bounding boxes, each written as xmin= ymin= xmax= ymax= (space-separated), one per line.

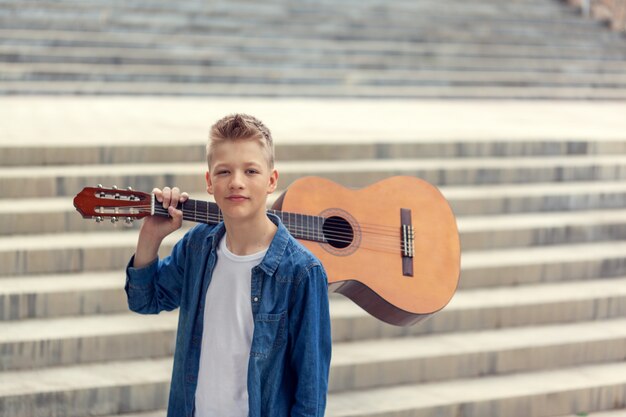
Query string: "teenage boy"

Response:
xmin=125 ymin=114 xmax=332 ymax=417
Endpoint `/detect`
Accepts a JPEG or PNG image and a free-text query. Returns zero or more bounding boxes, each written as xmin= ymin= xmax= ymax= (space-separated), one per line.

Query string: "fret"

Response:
xmin=296 ymin=213 xmax=299 ymax=238
xmin=287 ymin=212 xmax=291 ymax=235
xmin=171 ymin=201 xmax=329 ymax=241
xmin=317 ymin=216 xmax=321 ymax=242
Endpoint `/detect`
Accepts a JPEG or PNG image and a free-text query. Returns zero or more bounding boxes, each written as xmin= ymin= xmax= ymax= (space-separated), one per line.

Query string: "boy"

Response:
xmin=125 ymin=114 xmax=332 ymax=417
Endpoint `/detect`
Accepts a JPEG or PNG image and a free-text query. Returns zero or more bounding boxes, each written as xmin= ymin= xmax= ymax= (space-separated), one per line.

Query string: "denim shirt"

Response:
xmin=125 ymin=213 xmax=332 ymax=417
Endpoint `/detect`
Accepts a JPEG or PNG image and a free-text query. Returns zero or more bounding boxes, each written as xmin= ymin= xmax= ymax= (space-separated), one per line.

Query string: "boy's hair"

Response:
xmin=207 ymin=113 xmax=274 ymax=169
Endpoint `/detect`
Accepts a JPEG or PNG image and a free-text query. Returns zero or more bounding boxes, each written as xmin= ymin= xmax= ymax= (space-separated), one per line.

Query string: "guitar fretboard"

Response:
xmin=152 ymin=198 xmax=328 ymax=243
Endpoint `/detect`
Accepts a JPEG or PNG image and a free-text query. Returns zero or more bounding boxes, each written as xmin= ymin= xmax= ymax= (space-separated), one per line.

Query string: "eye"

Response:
xmin=216 ymin=170 xmax=229 ymax=175
xmin=246 ymin=169 xmax=259 ymax=174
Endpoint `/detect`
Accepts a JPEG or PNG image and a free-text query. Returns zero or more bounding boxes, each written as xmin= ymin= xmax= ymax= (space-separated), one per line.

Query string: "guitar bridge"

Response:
xmin=401 ymin=208 xmax=414 ymax=277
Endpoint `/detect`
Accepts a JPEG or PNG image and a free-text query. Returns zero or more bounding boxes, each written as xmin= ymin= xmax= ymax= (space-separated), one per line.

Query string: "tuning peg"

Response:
xmin=95 ymin=216 xmax=103 ymax=223
xmin=97 ymin=184 xmax=103 ymax=188
xmin=112 ymin=185 xmax=118 ymax=190
xmin=125 ymin=217 xmax=134 ymax=225
xmin=127 ymin=186 xmax=133 ymax=191
xmin=111 ymin=217 xmax=119 ymax=223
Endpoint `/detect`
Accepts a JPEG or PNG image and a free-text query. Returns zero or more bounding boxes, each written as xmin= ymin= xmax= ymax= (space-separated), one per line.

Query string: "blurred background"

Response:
xmin=1 ymin=0 xmax=626 ymax=416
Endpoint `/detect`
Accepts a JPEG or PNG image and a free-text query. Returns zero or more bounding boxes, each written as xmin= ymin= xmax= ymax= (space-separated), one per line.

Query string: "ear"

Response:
xmin=267 ymin=168 xmax=278 ymax=194
xmin=205 ymin=171 xmax=214 ymax=195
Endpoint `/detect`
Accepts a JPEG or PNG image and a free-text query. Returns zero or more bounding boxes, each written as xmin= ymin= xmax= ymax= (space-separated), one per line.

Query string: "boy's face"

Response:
xmin=205 ymin=139 xmax=278 ymax=223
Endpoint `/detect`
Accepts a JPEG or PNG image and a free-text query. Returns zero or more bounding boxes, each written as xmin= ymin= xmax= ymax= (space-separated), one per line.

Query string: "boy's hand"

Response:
xmin=141 ymin=187 xmax=190 ymax=241
xmin=133 ymin=187 xmax=189 ymax=268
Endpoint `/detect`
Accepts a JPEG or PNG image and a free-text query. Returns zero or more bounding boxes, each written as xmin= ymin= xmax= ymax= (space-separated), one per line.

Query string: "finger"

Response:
xmin=162 ymin=187 xmax=171 ymax=208
xmin=171 ymin=187 xmax=181 ymax=208
xmin=168 ymin=205 xmax=183 ymax=221
xmin=180 ymin=192 xmax=189 ymax=202
xmin=152 ymin=188 xmax=163 ymax=203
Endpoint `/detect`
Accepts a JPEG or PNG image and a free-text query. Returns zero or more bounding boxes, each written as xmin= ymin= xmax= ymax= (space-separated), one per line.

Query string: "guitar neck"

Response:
xmin=152 ymin=197 xmax=327 ymax=243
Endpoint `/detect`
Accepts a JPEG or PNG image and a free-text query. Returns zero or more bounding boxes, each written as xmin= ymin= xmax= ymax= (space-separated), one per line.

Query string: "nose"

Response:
xmin=229 ymin=171 xmax=245 ymax=189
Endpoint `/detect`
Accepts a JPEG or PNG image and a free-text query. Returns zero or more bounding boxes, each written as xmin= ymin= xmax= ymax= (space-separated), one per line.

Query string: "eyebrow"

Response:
xmin=213 ymin=161 xmax=262 ymax=170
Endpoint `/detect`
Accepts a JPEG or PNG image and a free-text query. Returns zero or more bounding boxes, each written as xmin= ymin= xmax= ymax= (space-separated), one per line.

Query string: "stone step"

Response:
xmin=104 ymin=412 xmax=165 ymax=417
xmin=102 ymin=405 xmax=626 ymax=417
xmin=0 ymin=0 xmax=576 ymax=7
xmin=0 ymin=358 xmax=172 ymax=417
xmin=0 ymin=25 xmax=623 ymax=56
xmin=444 ymin=180 xmax=626 ymax=215
xmin=103 ymin=412 xmax=164 ymax=417
xmin=559 ymin=411 xmax=626 ymax=417
xmin=4 ymin=174 xmax=626 ymax=231
xmin=2 ymin=356 xmax=626 ymax=417
xmin=0 ymin=13 xmax=621 ymax=45
xmin=2 ymin=217 xmax=626 ymax=280
xmin=3 ymin=265 xmax=626 ymax=338
xmin=459 ymin=240 xmax=626 ymax=289
xmin=0 ymin=311 xmax=178 ymax=371
xmin=2 ymin=155 xmax=626 ymax=199
xmin=4 ymin=174 xmax=626 ymax=247
xmin=2 ymin=98 xmax=624 ymax=149
xmin=329 ymin=318 xmax=626 ymax=391
xmin=4 ymin=185 xmax=626 ymax=235
xmin=2 ymin=29 xmax=624 ymax=58
xmin=0 ymin=0 xmax=580 ymax=21
xmin=5 ymin=63 xmax=626 ymax=87
xmin=4 ymin=139 xmax=626 ymax=167
xmin=4 ymin=81 xmax=626 ymax=99
xmin=0 ymin=228 xmax=185 ymax=277
xmin=0 ymin=271 xmax=128 ymax=321
xmin=4 ymin=54 xmax=626 ymax=74
xmin=0 ymin=4 xmax=594 ymax=29
xmin=334 ymin=275 xmax=626 ymax=342
xmin=2 ymin=295 xmax=625 ymax=390
xmin=0 ymin=22 xmax=610 ymax=52
xmin=325 ymin=361 xmax=626 ymax=417
xmin=459 ymin=208 xmax=626 ymax=250
xmin=560 ymin=406 xmax=626 ymax=417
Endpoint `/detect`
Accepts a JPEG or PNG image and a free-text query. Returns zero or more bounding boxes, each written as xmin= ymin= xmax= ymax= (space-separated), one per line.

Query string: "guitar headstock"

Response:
xmin=73 ymin=185 xmax=152 ymax=224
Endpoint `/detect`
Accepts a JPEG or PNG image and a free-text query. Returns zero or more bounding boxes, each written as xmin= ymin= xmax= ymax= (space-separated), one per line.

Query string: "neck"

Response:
xmin=223 ymin=214 xmax=277 ymax=256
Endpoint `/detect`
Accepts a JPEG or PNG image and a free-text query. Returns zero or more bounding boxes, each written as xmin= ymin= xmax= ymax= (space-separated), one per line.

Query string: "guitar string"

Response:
xmin=121 ymin=205 xmax=412 ymax=248
xmin=99 ymin=202 xmax=408 ymax=234
xmin=112 ymin=203 xmax=410 ymax=237
xmin=117 ymin=213 xmax=409 ymax=254
xmin=148 ymin=208 xmax=412 ymax=252
xmin=107 ymin=203 xmax=414 ymax=251
xmin=149 ymin=207 xmax=407 ymax=244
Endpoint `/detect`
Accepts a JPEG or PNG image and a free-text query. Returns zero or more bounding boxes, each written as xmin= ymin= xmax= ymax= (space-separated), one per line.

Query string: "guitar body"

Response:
xmin=273 ymin=176 xmax=461 ymax=326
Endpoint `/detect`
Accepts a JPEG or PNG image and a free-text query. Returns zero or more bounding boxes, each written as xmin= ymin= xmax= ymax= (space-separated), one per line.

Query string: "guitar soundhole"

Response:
xmin=323 ymin=216 xmax=353 ymax=249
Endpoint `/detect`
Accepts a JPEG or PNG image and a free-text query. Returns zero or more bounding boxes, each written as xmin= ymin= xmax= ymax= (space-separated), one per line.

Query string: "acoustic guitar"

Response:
xmin=73 ymin=176 xmax=461 ymax=326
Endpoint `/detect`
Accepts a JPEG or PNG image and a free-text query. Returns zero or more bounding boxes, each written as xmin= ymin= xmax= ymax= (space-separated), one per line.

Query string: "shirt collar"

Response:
xmin=205 ymin=212 xmax=289 ymax=276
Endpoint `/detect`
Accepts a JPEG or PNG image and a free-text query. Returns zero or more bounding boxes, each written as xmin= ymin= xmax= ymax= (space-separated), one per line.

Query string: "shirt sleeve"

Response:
xmin=288 ymin=263 xmax=332 ymax=417
xmin=124 ymin=231 xmax=190 ymax=314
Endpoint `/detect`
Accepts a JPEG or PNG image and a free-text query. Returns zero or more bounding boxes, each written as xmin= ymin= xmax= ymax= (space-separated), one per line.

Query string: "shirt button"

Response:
xmin=253 ymin=297 xmax=259 ymax=302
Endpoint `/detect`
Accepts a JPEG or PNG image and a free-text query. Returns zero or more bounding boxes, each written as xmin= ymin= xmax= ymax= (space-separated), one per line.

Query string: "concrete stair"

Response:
xmin=1 ymin=98 xmax=626 ymax=416
xmin=0 ymin=0 xmax=625 ymax=98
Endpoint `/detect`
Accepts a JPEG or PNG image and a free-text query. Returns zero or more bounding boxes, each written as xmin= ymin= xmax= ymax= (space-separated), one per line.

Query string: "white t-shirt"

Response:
xmin=194 ymin=236 xmax=267 ymax=417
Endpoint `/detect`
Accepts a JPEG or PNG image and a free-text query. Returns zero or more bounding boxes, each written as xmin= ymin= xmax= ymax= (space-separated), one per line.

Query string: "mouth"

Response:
xmin=226 ymin=196 xmax=249 ymax=201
